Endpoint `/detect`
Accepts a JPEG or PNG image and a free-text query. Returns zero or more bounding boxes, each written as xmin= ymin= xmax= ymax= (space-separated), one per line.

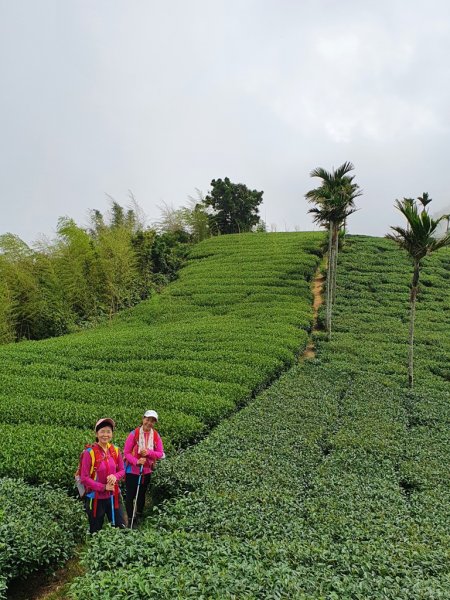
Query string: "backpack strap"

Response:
xmin=87 ymin=447 xmax=96 ymax=477
xmin=130 ymin=428 xmax=141 ymax=459
xmin=74 ymin=445 xmax=96 ymax=478
xmin=134 ymin=427 xmax=140 ymax=444
xmin=154 ymin=430 xmax=160 ymax=446
xmin=107 ymin=443 xmax=119 ymax=466
xmin=91 ymin=444 xmax=105 ymax=477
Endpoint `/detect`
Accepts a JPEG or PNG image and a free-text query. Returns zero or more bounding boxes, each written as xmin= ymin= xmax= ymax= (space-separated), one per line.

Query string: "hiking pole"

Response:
xmin=110 ymin=492 xmax=116 ymax=526
xmin=130 ymin=465 xmax=144 ymax=530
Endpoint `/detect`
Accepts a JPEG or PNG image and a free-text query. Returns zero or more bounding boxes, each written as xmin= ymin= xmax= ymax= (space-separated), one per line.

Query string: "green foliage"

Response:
xmin=204 ymin=177 xmax=263 ymax=234
xmin=387 ymin=196 xmax=450 ymax=388
xmin=387 ymin=194 xmax=450 ymax=262
xmin=150 ymin=231 xmax=190 ymax=281
xmin=0 ymin=478 xmax=84 ymax=598
xmin=131 ymin=229 xmax=156 ymax=299
xmin=305 ymin=162 xmax=362 ymax=335
xmin=71 ymin=236 xmax=450 ymax=599
xmin=0 ymin=277 xmax=14 ymax=344
xmin=0 ymin=201 xmax=193 ymax=343
xmin=0 ymin=233 xmax=72 ymax=340
xmin=0 ymin=232 xmax=322 ymax=488
xmin=157 ymin=196 xmax=212 ymax=242
xmin=55 ymin=217 xmax=101 ymax=321
xmin=305 ymin=161 xmax=361 ymax=229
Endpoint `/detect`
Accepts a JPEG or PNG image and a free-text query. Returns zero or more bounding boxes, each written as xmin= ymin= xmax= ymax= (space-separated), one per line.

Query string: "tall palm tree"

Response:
xmin=387 ymin=194 xmax=450 ymax=388
xmin=305 ymin=162 xmax=361 ymax=337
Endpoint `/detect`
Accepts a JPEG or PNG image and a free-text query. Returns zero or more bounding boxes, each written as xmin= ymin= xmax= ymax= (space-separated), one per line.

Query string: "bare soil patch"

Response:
xmin=300 ymin=269 xmax=325 ymax=361
xmin=7 ymin=556 xmax=84 ymax=600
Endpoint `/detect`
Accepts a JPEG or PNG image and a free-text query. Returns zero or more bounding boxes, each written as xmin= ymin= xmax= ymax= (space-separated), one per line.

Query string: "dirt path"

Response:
xmin=301 ymin=267 xmax=325 ymax=360
xmin=8 ymin=555 xmax=84 ymax=600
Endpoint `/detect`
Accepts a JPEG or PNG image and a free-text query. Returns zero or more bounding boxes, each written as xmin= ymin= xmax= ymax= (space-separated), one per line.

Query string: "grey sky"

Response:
xmin=1 ymin=0 xmax=450 ymax=244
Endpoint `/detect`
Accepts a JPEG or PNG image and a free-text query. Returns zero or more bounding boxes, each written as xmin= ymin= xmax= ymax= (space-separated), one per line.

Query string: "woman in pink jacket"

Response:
xmin=123 ymin=409 xmax=165 ymax=525
xmin=80 ymin=417 xmax=126 ymax=533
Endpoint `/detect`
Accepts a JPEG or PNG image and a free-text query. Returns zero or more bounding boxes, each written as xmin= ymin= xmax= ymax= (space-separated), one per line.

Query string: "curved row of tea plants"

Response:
xmin=71 ymin=362 xmax=346 ymax=599
xmin=71 ymin=236 xmax=450 ymax=599
xmin=73 ymin=364 xmax=450 ymax=598
xmin=0 ymin=232 xmax=322 ymax=487
xmin=0 ymin=478 xmax=84 ymax=599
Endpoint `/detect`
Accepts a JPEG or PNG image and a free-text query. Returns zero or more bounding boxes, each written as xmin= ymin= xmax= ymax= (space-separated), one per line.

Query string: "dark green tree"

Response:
xmin=131 ymin=229 xmax=156 ymax=299
xmin=151 ymin=231 xmax=190 ymax=283
xmin=204 ymin=177 xmax=263 ymax=234
xmin=0 ymin=275 xmax=15 ymax=343
xmin=386 ymin=193 xmax=450 ymax=388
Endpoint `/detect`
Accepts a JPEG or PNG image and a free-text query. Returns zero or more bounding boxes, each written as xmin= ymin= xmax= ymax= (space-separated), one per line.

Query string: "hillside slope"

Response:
xmin=0 ymin=232 xmax=322 ymax=486
xmin=72 ymin=236 xmax=450 ymax=599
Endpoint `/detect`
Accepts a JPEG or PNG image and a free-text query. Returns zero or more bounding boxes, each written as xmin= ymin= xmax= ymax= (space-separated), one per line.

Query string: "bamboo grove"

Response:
xmin=0 ymin=201 xmax=190 ymax=344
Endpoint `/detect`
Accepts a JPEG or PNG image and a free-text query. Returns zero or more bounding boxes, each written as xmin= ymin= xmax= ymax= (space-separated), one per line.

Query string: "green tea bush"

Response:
xmin=0 ymin=233 xmax=322 ymax=488
xmin=72 ymin=237 xmax=450 ymax=598
xmin=0 ymin=478 xmax=84 ymax=599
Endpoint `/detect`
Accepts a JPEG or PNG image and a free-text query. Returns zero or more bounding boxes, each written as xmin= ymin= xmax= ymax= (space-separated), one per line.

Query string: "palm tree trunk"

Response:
xmin=408 ymin=261 xmax=420 ymax=388
xmin=326 ymin=221 xmax=333 ymax=336
xmin=331 ymin=223 xmax=339 ymax=305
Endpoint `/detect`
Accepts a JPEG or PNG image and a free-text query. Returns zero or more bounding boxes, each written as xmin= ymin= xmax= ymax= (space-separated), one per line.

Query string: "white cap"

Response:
xmin=143 ymin=410 xmax=158 ymax=421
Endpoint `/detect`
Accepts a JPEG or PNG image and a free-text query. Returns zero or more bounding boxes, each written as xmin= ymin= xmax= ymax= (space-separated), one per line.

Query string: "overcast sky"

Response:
xmin=1 ymin=0 xmax=450 ymax=244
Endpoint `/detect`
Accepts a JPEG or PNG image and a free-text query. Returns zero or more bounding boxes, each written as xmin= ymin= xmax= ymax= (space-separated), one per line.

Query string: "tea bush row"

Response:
xmin=0 ymin=232 xmax=322 ymax=486
xmin=73 ymin=362 xmax=450 ymax=598
xmin=73 ymin=374 xmax=449 ymax=597
xmin=72 ymin=236 xmax=450 ymax=598
xmin=0 ymin=478 xmax=84 ymax=599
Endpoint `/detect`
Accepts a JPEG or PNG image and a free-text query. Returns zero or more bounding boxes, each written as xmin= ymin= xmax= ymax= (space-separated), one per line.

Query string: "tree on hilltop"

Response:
xmin=305 ymin=161 xmax=361 ymax=337
xmin=204 ymin=177 xmax=263 ymax=234
xmin=386 ymin=193 xmax=450 ymax=388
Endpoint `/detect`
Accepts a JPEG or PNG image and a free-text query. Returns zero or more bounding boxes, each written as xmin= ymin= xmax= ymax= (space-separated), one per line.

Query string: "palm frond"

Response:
xmin=332 ymin=161 xmax=355 ymax=180
xmin=388 ymin=195 xmax=450 ymax=261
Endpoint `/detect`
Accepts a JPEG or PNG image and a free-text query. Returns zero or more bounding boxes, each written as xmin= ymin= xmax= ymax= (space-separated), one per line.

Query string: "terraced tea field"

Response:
xmin=71 ymin=236 xmax=450 ymax=599
xmin=0 ymin=232 xmax=322 ymax=596
xmin=2 ymin=233 xmax=448 ymax=599
xmin=0 ymin=233 xmax=322 ymax=488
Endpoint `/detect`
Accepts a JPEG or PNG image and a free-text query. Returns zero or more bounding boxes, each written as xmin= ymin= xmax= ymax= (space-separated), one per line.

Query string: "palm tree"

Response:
xmin=305 ymin=162 xmax=361 ymax=337
xmin=443 ymin=213 xmax=450 ymax=233
xmin=387 ymin=194 xmax=450 ymax=388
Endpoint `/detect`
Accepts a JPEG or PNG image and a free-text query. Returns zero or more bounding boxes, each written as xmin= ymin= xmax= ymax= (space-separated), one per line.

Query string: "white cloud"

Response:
xmin=1 ymin=0 xmax=450 ymax=241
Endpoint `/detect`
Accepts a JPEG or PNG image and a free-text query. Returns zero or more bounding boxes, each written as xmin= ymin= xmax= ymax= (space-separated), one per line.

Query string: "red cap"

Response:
xmin=95 ymin=418 xmax=115 ymax=432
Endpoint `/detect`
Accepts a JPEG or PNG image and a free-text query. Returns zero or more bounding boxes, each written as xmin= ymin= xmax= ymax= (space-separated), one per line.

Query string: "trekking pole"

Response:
xmin=130 ymin=464 xmax=144 ymax=530
xmin=110 ymin=492 xmax=116 ymax=526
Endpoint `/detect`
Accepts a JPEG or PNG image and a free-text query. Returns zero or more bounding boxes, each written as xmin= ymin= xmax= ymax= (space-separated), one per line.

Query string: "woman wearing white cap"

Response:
xmin=123 ymin=410 xmax=165 ymax=525
xmin=80 ymin=417 xmax=126 ymax=533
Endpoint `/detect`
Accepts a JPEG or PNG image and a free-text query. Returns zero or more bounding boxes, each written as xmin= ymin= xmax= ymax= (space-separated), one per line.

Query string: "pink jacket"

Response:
xmin=80 ymin=443 xmax=125 ymax=500
xmin=124 ymin=428 xmax=164 ymax=476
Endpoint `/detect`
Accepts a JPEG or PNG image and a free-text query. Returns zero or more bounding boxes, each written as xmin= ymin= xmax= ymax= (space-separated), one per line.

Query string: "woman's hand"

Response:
xmin=137 ymin=457 xmax=146 ymax=466
xmin=105 ymin=482 xmax=115 ymax=492
xmin=139 ymin=448 xmax=147 ymax=457
xmin=106 ymin=474 xmax=117 ymax=485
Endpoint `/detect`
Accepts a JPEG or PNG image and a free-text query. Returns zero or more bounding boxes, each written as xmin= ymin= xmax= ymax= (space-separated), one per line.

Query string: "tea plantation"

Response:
xmin=0 ymin=232 xmax=322 ymax=487
xmin=71 ymin=236 xmax=450 ymax=599
xmin=0 ymin=232 xmax=322 ymax=595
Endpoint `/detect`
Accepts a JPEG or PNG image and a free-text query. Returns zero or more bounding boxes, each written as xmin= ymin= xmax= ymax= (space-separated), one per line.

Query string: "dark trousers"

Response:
xmin=125 ymin=472 xmax=150 ymax=520
xmin=85 ymin=496 xmax=125 ymax=534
